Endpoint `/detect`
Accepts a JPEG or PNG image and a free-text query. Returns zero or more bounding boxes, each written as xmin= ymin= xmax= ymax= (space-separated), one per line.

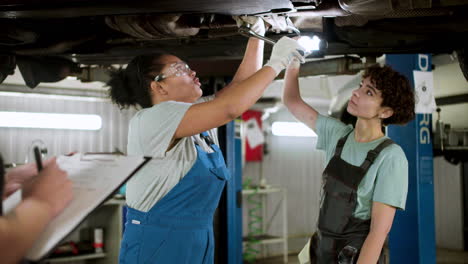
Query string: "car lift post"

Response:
xmin=386 ymin=54 xmax=436 ymax=264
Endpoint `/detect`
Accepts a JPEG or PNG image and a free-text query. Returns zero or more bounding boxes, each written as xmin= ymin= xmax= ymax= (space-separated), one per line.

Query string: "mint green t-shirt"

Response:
xmin=316 ymin=114 xmax=408 ymax=220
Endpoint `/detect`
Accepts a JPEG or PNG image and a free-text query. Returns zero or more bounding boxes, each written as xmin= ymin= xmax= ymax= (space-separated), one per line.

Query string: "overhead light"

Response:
xmin=298 ymin=35 xmax=321 ymax=53
xmin=0 ymin=91 xmax=108 ymax=102
xmin=272 ymin=121 xmax=317 ymax=137
xmin=0 ymin=111 xmax=102 ymax=130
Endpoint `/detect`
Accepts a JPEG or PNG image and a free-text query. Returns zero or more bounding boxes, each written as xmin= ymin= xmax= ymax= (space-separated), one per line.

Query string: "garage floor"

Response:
xmin=253 ymin=248 xmax=468 ymax=264
xmin=438 ymin=248 xmax=468 ymax=264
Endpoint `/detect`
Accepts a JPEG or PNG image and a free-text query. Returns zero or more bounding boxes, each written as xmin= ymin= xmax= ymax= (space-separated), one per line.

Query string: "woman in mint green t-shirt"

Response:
xmin=283 ymin=61 xmax=415 ymax=264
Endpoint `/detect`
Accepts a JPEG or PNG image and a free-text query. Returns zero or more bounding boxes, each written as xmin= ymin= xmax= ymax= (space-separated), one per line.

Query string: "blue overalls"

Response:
xmin=119 ymin=132 xmax=230 ymax=264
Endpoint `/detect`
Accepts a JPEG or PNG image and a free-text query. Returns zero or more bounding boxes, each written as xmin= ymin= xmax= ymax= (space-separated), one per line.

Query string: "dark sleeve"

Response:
xmin=0 ymin=153 xmax=4 ymax=215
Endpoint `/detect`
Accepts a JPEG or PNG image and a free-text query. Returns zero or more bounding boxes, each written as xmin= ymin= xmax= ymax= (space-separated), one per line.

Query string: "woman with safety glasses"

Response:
xmin=108 ymin=16 xmax=306 ymax=264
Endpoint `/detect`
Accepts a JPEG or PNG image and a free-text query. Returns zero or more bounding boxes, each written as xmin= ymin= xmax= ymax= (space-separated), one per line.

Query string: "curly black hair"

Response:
xmin=363 ymin=65 xmax=415 ymax=125
xmin=107 ymin=53 xmax=165 ymax=109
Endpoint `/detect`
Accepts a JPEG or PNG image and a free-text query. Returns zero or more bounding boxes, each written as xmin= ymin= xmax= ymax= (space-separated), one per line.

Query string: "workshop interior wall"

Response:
xmin=434 ymin=156 xmax=463 ymax=250
xmin=242 ymin=106 xmax=328 ymax=255
xmin=0 ymin=93 xmax=136 ymax=165
xmin=433 ymin=62 xmax=468 ymax=128
xmin=1 ymin=59 xmax=466 ymax=256
xmin=432 ymin=61 xmax=467 ymax=250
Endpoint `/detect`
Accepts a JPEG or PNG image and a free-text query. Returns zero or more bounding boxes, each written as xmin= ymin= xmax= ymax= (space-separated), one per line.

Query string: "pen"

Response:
xmin=34 ymin=146 xmax=43 ymax=172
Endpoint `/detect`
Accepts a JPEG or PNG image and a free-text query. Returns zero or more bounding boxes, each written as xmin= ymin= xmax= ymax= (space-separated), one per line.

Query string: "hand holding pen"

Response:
xmin=22 ymin=153 xmax=74 ymax=218
xmin=3 ymin=153 xmax=58 ymax=198
xmin=33 ymin=147 xmax=43 ymax=172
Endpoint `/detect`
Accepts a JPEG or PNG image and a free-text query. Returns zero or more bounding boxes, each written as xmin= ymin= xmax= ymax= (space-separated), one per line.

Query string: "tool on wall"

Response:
xmin=434 ymin=108 xmax=468 ymax=164
xmin=25 ymin=139 xmax=48 ymax=164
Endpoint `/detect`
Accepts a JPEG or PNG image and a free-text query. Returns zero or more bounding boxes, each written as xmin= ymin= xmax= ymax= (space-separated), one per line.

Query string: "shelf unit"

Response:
xmin=42 ymin=253 xmax=107 ymax=263
xmin=40 ymin=197 xmax=125 ymax=264
xmin=242 ymin=187 xmax=288 ymax=263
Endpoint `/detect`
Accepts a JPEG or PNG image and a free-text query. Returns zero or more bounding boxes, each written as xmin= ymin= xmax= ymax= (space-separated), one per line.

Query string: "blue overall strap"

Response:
xmin=200 ymin=131 xmax=215 ymax=146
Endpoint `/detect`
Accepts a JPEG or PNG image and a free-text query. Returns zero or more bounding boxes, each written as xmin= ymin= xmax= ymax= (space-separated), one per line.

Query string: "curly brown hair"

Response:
xmin=363 ymin=65 xmax=415 ymax=125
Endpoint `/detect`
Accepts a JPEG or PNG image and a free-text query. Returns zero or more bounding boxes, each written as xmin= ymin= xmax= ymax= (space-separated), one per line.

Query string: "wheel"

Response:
xmin=456 ymin=47 xmax=468 ymax=81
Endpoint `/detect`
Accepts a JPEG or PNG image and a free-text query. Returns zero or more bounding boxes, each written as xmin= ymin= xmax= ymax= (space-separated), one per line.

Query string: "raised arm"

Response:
xmin=217 ymin=16 xmax=265 ymax=95
xmin=282 ymin=60 xmax=319 ymax=130
xmin=174 ymin=36 xmax=305 ymax=139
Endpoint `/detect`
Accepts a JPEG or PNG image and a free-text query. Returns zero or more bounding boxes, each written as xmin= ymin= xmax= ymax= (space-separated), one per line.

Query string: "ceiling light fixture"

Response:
xmin=272 ymin=121 xmax=317 ymax=137
xmin=0 ymin=111 xmax=102 ymax=130
xmin=298 ymin=35 xmax=321 ymax=54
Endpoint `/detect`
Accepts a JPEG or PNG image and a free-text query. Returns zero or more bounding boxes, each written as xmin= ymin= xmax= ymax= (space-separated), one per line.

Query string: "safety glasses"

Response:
xmin=154 ymin=61 xmax=192 ymax=82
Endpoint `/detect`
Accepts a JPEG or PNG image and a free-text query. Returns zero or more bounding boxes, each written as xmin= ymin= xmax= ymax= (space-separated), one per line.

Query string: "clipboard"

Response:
xmin=2 ymin=153 xmax=151 ymax=261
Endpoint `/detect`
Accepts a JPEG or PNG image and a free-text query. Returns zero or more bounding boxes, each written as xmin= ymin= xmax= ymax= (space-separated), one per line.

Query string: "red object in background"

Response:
xmin=242 ymin=110 xmax=263 ymax=162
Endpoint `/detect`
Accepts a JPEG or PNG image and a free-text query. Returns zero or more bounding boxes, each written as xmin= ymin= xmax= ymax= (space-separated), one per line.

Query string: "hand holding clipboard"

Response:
xmin=2 ymin=152 xmax=149 ymax=261
xmin=22 ymin=153 xmax=150 ymax=261
xmin=0 ymin=152 xmax=73 ymax=264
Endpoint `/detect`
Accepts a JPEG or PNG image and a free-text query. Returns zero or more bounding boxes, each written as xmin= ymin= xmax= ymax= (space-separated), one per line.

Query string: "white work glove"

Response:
xmin=288 ymin=57 xmax=301 ymax=70
xmin=233 ymin=15 xmax=266 ymax=36
xmin=265 ymin=37 xmax=306 ymax=76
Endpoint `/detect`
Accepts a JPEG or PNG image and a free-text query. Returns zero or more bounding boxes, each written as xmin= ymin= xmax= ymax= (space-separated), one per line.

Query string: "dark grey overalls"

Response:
xmin=310 ymin=132 xmax=393 ymax=264
xmin=0 ymin=153 xmax=3 ymax=215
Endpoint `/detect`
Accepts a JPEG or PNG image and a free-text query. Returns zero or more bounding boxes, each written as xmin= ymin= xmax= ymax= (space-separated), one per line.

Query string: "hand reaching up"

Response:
xmin=233 ymin=15 xmax=266 ymax=36
xmin=265 ymin=37 xmax=306 ymax=76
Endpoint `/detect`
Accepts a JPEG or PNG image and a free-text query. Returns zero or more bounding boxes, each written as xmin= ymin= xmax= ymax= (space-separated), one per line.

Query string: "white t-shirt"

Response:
xmin=125 ymin=96 xmax=218 ymax=212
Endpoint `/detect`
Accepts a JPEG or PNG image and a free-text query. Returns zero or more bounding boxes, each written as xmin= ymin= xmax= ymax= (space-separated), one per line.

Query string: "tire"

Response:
xmin=456 ymin=47 xmax=468 ymax=81
xmin=0 ymin=55 xmax=15 ymax=84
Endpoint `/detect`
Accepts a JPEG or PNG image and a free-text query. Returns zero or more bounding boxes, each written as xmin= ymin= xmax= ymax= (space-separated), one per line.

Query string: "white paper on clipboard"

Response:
xmin=2 ymin=153 xmax=150 ymax=261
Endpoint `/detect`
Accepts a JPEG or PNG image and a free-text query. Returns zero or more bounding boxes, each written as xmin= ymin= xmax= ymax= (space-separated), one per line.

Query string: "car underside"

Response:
xmin=0 ymin=0 xmax=467 ymax=86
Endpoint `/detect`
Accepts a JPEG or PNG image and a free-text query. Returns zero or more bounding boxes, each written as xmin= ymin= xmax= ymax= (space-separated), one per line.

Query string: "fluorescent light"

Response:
xmin=0 ymin=91 xmax=109 ymax=102
xmin=272 ymin=122 xmax=317 ymax=137
xmin=0 ymin=112 xmax=102 ymax=130
xmin=298 ymin=36 xmax=321 ymax=53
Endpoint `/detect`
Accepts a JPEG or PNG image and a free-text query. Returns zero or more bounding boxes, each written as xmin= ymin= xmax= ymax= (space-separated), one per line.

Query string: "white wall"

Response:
xmin=242 ymin=100 xmax=329 ymax=256
xmin=0 ymin=92 xmax=136 ymax=164
xmin=433 ymin=62 xmax=468 ymax=128
xmin=434 ymin=157 xmax=463 ymax=250
xmin=432 ymin=60 xmax=467 ymax=250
